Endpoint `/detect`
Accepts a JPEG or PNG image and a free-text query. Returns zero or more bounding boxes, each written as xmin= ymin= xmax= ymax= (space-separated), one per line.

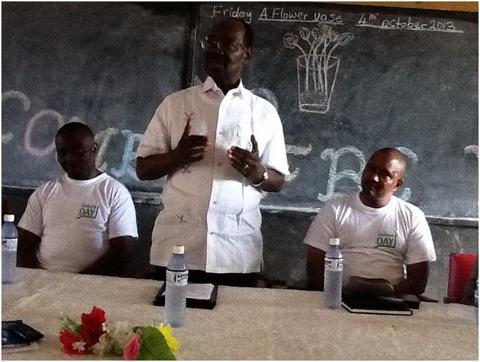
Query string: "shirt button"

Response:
xmin=212 ymin=201 xmax=217 ymax=205
xmin=217 ymin=162 xmax=222 ymax=167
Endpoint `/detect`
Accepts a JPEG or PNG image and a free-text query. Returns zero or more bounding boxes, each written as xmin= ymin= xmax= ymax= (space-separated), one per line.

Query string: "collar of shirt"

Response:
xmin=202 ymin=76 xmax=245 ymax=99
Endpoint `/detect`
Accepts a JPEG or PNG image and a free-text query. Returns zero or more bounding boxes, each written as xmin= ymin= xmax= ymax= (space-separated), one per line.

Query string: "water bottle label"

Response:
xmin=166 ymin=270 xmax=188 ymax=286
xmin=325 ymin=257 xmax=343 ymax=272
xmin=2 ymin=237 xmax=17 ymax=251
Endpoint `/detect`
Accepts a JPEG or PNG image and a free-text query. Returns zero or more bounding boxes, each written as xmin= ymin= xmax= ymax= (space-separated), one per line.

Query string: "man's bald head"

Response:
xmin=369 ymin=148 xmax=407 ymax=178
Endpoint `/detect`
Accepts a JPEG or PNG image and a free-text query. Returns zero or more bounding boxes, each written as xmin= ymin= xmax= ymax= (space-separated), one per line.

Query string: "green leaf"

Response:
xmin=60 ymin=316 xmax=81 ymax=334
xmin=136 ymin=326 xmax=176 ymax=360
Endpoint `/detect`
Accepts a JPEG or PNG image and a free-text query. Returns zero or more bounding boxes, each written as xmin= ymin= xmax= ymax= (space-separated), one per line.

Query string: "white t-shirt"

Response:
xmin=137 ymin=77 xmax=290 ymax=273
xmin=303 ymin=193 xmax=436 ymax=285
xmin=18 ymin=173 xmax=138 ymax=273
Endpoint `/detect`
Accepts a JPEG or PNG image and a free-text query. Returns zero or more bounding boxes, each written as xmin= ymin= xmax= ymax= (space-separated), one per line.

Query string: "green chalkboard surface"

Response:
xmin=193 ymin=3 xmax=478 ymax=218
xmin=2 ymin=2 xmax=478 ymax=219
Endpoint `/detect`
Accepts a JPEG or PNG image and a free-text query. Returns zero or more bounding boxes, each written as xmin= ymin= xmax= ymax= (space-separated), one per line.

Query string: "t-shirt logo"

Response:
xmin=376 ymin=233 xmax=396 ymax=248
xmin=77 ymin=204 xmax=99 ymax=219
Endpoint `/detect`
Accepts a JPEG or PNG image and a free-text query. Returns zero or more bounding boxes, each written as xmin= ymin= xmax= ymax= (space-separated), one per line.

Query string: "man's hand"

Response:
xmin=172 ymin=115 xmax=208 ymax=168
xmin=227 ymin=135 xmax=264 ymax=184
xmin=344 ymin=276 xmax=395 ymax=297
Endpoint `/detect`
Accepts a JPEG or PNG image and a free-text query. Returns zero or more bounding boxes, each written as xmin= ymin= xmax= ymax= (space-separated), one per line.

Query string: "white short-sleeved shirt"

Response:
xmin=303 ymin=193 xmax=436 ymax=285
xmin=137 ymin=77 xmax=290 ymax=273
xmin=18 ymin=173 xmax=138 ymax=273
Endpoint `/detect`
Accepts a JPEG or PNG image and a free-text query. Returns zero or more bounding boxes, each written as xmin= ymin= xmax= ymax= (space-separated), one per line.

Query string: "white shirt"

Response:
xmin=18 ymin=173 xmax=138 ymax=273
xmin=137 ymin=77 xmax=290 ymax=273
xmin=303 ymin=193 xmax=436 ymax=285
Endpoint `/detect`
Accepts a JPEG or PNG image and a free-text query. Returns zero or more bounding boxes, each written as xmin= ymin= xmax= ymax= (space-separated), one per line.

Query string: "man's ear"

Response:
xmin=243 ymin=46 xmax=251 ymax=65
xmin=93 ymin=143 xmax=98 ymax=154
xmin=394 ymin=178 xmax=404 ymax=190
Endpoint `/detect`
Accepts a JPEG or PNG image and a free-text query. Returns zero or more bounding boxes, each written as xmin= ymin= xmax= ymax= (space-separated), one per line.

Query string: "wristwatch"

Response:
xmin=252 ymin=169 xmax=269 ymax=187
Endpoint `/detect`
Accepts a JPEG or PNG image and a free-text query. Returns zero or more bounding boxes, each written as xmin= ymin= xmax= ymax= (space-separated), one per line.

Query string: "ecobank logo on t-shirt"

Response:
xmin=375 ymin=232 xmax=396 ymax=248
xmin=77 ymin=204 xmax=99 ymax=219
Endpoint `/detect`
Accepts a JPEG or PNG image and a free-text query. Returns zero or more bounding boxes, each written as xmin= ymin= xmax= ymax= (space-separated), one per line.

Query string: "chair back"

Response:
xmin=444 ymin=253 xmax=477 ymax=304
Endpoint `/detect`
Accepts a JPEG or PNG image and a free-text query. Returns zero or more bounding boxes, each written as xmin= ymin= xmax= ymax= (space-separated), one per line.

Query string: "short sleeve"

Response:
xmin=107 ymin=183 xmax=138 ymax=239
xmin=136 ymin=100 xmax=171 ymax=158
xmin=260 ymin=106 xmax=290 ymax=176
xmin=18 ymin=188 xmax=44 ymax=237
xmin=303 ymin=202 xmax=336 ymax=252
xmin=405 ymin=209 xmax=436 ymax=265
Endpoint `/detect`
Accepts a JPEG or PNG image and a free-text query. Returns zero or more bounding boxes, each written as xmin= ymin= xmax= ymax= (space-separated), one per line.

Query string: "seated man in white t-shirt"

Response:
xmin=17 ymin=122 xmax=138 ymax=276
xmin=303 ymin=147 xmax=436 ymax=296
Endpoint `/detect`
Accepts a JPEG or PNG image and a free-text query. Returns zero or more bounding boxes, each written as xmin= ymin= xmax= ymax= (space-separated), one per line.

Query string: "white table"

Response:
xmin=2 ymin=268 xmax=478 ymax=360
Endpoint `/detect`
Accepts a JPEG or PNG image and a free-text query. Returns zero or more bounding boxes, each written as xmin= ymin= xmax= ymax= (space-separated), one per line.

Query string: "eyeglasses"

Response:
xmin=200 ymin=36 xmax=244 ymax=54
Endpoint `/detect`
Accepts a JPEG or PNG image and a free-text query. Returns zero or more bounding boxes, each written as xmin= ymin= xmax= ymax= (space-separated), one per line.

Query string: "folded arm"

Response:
xmin=393 ymin=261 xmax=429 ymax=296
xmin=306 ymin=245 xmax=326 ymax=291
xmin=80 ymin=236 xmax=136 ymax=277
xmin=17 ymin=227 xmax=42 ymax=269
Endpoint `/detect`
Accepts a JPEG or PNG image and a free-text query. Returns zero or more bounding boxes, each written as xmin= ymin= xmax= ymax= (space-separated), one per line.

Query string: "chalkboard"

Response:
xmin=2 ymin=2 xmax=478 ymax=220
xmin=193 ymin=3 xmax=478 ymax=218
xmin=2 ymin=2 xmax=193 ymax=192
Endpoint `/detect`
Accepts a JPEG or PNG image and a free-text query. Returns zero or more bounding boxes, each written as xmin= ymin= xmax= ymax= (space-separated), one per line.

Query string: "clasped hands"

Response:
xmin=173 ymin=117 xmax=264 ymax=185
xmin=343 ymin=276 xmax=395 ymax=297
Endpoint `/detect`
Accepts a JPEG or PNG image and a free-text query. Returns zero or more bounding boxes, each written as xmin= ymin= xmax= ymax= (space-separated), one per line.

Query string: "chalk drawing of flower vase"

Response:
xmin=283 ymin=25 xmax=353 ymax=115
xmin=296 ymin=54 xmax=340 ymax=114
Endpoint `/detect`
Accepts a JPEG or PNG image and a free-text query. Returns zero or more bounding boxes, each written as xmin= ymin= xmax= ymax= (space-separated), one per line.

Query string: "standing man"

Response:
xmin=136 ymin=17 xmax=289 ymax=286
xmin=304 ymin=148 xmax=436 ymax=296
xmin=18 ymin=122 xmax=138 ymax=276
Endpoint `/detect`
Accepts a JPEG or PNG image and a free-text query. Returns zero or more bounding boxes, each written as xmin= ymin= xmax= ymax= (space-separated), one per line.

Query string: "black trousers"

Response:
xmin=153 ymin=266 xmax=258 ymax=287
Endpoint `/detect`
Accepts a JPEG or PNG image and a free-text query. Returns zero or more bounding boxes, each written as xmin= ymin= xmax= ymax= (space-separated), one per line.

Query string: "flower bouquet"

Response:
xmin=59 ymin=306 xmax=179 ymax=360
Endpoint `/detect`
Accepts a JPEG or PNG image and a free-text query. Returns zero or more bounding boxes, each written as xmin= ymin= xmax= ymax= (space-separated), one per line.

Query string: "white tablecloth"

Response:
xmin=2 ymin=268 xmax=478 ymax=360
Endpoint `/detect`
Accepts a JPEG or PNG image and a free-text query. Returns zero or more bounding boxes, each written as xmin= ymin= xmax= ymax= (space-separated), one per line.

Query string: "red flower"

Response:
xmin=123 ymin=334 xmax=141 ymax=360
xmin=80 ymin=306 xmax=106 ymax=348
xmin=59 ymin=330 xmax=86 ymax=355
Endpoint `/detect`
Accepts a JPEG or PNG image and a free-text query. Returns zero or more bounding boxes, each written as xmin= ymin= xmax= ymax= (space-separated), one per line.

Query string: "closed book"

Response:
xmin=154 ymin=282 xmax=218 ymax=309
xmin=342 ymin=294 xmax=413 ymax=316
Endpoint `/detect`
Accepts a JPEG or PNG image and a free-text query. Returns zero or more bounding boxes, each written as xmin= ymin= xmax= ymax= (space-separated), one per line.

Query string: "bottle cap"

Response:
xmin=172 ymin=245 xmax=184 ymax=254
xmin=329 ymin=238 xmax=340 ymax=246
xmin=3 ymin=214 xmax=14 ymax=222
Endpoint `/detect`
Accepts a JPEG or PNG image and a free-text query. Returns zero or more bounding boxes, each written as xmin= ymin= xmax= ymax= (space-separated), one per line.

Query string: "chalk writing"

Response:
xmin=1 ymin=90 xmax=461 ymax=206
xmin=285 ymin=144 xmax=313 ymax=182
xmin=317 ymin=146 xmax=365 ymax=201
xmin=111 ymin=129 xmax=142 ymax=180
xmin=24 ymin=110 xmax=65 ymax=157
xmin=464 ymin=145 xmax=478 ymax=158
xmin=259 ymin=7 xmax=343 ymax=25
xmin=2 ymin=90 xmax=31 ymax=111
xmin=95 ymin=127 xmax=119 ymax=172
xmin=209 ymin=5 xmax=253 ymax=24
xmin=286 ymin=144 xmax=312 ymax=156
xmin=356 ymin=13 xmax=463 ymax=33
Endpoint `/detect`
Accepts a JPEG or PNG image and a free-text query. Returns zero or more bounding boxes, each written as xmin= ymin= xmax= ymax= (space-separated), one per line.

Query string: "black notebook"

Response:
xmin=342 ymin=294 xmax=413 ymax=316
xmin=154 ymin=282 xmax=218 ymax=310
xmin=2 ymin=320 xmax=44 ymax=353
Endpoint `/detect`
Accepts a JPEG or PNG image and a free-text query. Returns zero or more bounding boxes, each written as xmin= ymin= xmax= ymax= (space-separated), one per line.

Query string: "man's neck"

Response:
xmin=359 ymin=192 xmax=392 ymax=208
xmin=68 ymin=169 xmax=102 ymax=181
xmin=213 ymin=77 xmax=241 ymax=95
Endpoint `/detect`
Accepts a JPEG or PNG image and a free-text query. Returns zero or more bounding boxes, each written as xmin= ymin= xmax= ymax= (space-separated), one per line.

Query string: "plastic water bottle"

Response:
xmin=164 ymin=245 xmax=188 ymax=327
xmin=2 ymin=214 xmax=18 ymax=284
xmin=324 ymin=237 xmax=343 ymax=309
